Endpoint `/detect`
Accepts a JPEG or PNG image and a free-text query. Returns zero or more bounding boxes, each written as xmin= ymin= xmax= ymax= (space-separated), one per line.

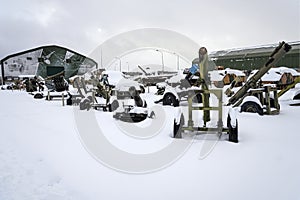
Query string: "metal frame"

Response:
xmin=235 ymin=85 xmax=280 ymax=115
xmin=181 ymin=88 xmax=229 ymax=137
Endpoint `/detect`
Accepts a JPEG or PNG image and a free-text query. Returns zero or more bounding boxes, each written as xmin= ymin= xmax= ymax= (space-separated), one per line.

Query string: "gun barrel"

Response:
xmin=137 ymin=65 xmax=149 ymax=76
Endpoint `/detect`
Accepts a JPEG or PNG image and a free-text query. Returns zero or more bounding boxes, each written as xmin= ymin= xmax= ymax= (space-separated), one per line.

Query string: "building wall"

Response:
xmin=213 ymin=52 xmax=299 ymax=71
xmin=211 ymin=43 xmax=300 ymax=71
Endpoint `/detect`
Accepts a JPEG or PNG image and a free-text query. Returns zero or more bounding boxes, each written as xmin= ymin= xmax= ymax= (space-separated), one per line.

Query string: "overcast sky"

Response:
xmin=1 ymin=0 xmax=299 ymax=59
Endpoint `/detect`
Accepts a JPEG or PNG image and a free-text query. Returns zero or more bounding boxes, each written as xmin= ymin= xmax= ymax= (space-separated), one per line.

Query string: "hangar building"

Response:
xmin=210 ymin=41 xmax=300 ymax=71
xmin=0 ymin=45 xmax=98 ymax=83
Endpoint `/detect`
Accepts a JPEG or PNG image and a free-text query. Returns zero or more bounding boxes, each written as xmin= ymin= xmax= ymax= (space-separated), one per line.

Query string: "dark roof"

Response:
xmin=209 ymin=41 xmax=300 ymax=60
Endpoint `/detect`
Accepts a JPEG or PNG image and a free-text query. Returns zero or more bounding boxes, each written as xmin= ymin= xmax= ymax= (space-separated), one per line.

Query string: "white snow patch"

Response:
xmin=209 ymin=68 xmax=245 ymax=82
xmin=1 ymin=88 xmax=300 ymax=200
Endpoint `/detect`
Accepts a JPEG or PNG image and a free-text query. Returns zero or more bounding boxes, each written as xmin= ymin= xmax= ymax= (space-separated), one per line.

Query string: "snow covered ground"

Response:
xmin=0 ymin=87 xmax=300 ymax=200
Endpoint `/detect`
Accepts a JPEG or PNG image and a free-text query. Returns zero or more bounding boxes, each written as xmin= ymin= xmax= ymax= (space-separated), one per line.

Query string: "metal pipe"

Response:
xmin=62 ymin=93 xmax=65 ymax=106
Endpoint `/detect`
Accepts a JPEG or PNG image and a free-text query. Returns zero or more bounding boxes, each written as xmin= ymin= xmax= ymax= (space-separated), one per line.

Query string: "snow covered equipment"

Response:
xmin=113 ymin=86 xmax=148 ymax=122
xmin=227 ymin=41 xmax=292 ymax=115
xmin=173 ymin=47 xmax=238 ymax=143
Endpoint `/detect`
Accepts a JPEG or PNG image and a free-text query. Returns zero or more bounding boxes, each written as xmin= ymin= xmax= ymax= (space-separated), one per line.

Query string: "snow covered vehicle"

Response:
xmin=76 ymin=71 xmax=148 ymax=122
xmin=154 ymin=58 xmax=208 ymax=107
xmin=25 ymin=72 xmax=69 ymax=100
xmin=93 ymin=71 xmax=145 ymax=111
xmin=112 ymin=85 xmax=148 ymax=122
xmin=155 ymin=74 xmax=203 ymax=107
xmin=96 ymin=71 xmax=151 ymax=122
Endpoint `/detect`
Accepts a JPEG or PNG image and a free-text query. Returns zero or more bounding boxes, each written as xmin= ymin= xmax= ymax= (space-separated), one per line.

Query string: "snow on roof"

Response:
xmin=210 ymin=41 xmax=300 ymax=58
xmin=277 ymin=66 xmax=300 ymax=76
xmin=208 ymin=68 xmax=245 ymax=82
xmin=208 ymin=70 xmax=223 ymax=81
xmin=259 ymin=67 xmax=299 ymax=82
xmin=261 ymin=68 xmax=282 ymax=82
xmin=224 ymin=68 xmax=245 ymax=76
xmin=248 ymin=67 xmax=299 ymax=82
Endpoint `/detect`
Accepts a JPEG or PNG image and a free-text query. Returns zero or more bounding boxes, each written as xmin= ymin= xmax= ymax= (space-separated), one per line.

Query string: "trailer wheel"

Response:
xmin=293 ymin=93 xmax=300 ymax=100
xmin=227 ymin=115 xmax=238 ymax=143
xmin=214 ymin=81 xmax=224 ymax=88
xmin=163 ymin=93 xmax=179 ymax=107
xmin=79 ymin=96 xmax=92 ymax=110
xmin=139 ymin=85 xmax=145 ymax=93
xmin=33 ymin=93 xmax=43 ymax=99
xmin=241 ymin=101 xmax=263 ymax=115
xmin=173 ymin=114 xmax=184 ymax=138
xmin=109 ymin=100 xmax=119 ymax=112
xmin=79 ymin=100 xmax=89 ymax=110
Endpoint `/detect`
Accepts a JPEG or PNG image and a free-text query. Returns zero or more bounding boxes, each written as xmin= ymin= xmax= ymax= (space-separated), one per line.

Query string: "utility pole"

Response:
xmin=155 ymin=49 xmax=165 ymax=72
xmin=115 ymin=57 xmax=122 ymax=72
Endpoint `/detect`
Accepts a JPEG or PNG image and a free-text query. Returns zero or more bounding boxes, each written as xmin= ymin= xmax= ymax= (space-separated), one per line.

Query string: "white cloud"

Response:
xmin=0 ymin=0 xmax=299 ymax=59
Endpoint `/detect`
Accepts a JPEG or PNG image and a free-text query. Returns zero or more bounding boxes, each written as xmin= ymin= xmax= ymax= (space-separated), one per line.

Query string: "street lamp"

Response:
xmin=115 ymin=57 xmax=122 ymax=71
xmin=126 ymin=62 xmax=129 ymax=72
xmin=100 ymin=48 xmax=103 ymax=69
xmin=155 ymin=49 xmax=165 ymax=72
xmin=173 ymin=52 xmax=180 ymax=71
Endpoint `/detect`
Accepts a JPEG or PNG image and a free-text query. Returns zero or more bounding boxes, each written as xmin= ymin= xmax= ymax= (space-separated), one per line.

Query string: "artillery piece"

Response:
xmin=226 ymin=41 xmax=292 ymax=115
xmin=172 ymin=47 xmax=238 ymax=143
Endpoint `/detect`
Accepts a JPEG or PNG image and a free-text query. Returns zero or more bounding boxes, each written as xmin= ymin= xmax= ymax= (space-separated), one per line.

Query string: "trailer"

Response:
xmin=171 ymin=47 xmax=238 ymax=143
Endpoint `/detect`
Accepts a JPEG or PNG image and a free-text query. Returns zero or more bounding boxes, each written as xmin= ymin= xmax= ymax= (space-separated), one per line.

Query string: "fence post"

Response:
xmin=62 ymin=93 xmax=65 ymax=106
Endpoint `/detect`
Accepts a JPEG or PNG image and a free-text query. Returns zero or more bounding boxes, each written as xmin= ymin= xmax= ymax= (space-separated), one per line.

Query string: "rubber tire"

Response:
xmin=293 ymin=93 xmax=300 ymax=100
xmin=109 ymin=100 xmax=119 ymax=112
xmin=173 ymin=114 xmax=184 ymax=138
xmin=214 ymin=81 xmax=224 ymax=88
xmin=67 ymin=98 xmax=73 ymax=106
xmin=241 ymin=101 xmax=264 ymax=115
xmin=79 ymin=101 xmax=88 ymax=110
xmin=140 ymin=85 xmax=145 ymax=93
xmin=163 ymin=93 xmax=179 ymax=107
xmin=227 ymin=115 xmax=238 ymax=143
xmin=79 ymin=97 xmax=92 ymax=110
xmin=33 ymin=93 xmax=43 ymax=99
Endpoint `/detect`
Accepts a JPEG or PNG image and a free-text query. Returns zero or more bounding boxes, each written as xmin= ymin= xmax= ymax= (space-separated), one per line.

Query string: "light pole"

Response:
xmin=115 ymin=57 xmax=122 ymax=72
xmin=173 ymin=52 xmax=180 ymax=71
xmin=177 ymin=54 xmax=179 ymax=71
xmin=126 ymin=62 xmax=129 ymax=72
xmin=100 ymin=48 xmax=103 ymax=69
xmin=155 ymin=49 xmax=165 ymax=72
